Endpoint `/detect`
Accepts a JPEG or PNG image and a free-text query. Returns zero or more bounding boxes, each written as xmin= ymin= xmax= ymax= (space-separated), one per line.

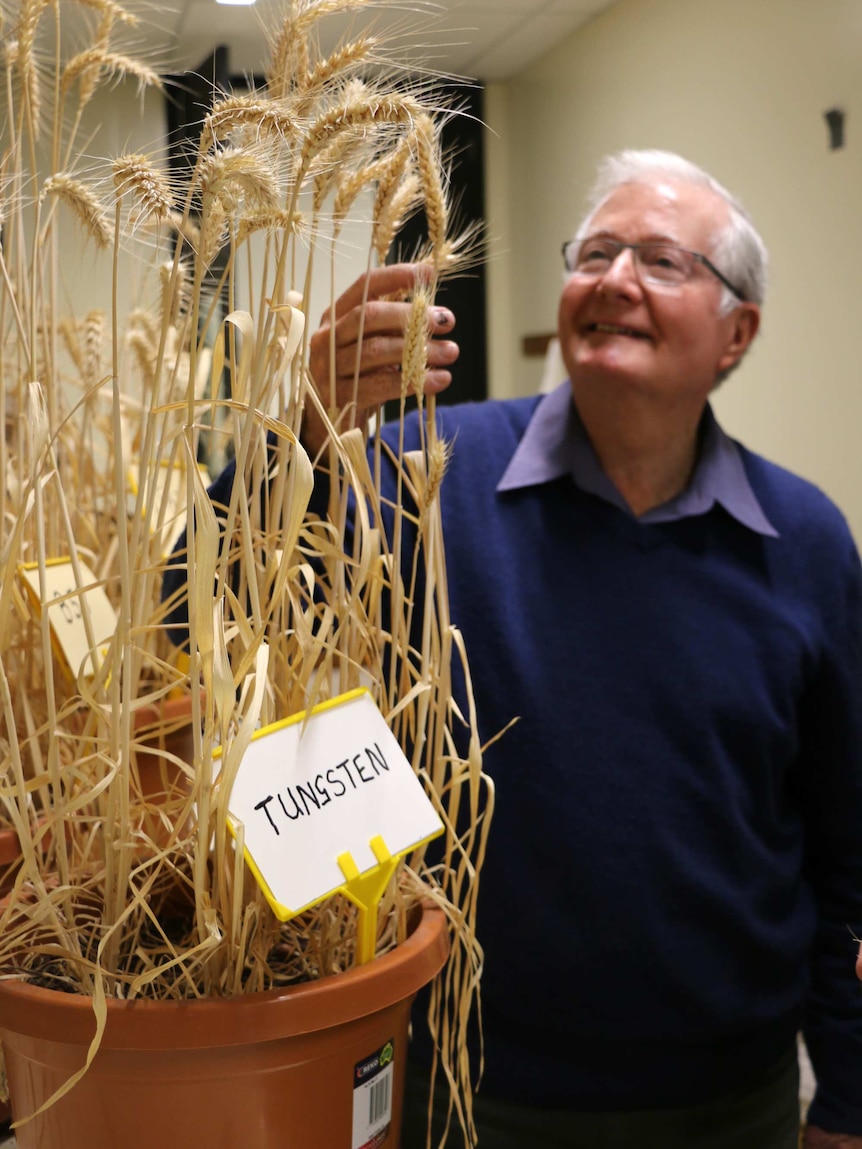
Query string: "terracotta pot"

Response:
xmin=0 ymin=828 xmax=21 ymax=895
xmin=0 ymin=699 xmax=197 ymax=916
xmin=0 ymin=829 xmax=20 ymax=867
xmin=0 ymin=827 xmax=20 ymax=877
xmin=131 ymin=696 xmax=199 ymax=905
xmin=0 ymin=902 xmax=449 ymax=1148
xmin=132 ymin=693 xmax=199 ymax=808
xmin=0 ymin=829 xmax=20 ymax=1127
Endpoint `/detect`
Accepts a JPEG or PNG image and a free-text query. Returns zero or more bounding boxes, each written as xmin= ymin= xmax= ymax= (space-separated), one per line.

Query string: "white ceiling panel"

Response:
xmin=456 ymin=0 xmax=614 ymax=79
xmin=161 ymin=0 xmax=622 ymax=81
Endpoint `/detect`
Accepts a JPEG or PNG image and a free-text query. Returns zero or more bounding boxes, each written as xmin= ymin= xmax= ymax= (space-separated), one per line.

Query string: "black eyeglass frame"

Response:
xmin=561 ymin=237 xmax=746 ymax=302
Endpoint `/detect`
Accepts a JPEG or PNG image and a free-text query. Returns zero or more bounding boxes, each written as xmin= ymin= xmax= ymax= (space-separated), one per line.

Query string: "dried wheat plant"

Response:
xmin=0 ymin=0 xmax=492 ymax=1142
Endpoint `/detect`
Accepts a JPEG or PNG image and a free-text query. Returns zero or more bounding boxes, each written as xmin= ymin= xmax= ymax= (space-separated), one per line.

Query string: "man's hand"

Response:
xmin=803 ymin=1126 xmax=862 ymax=1148
xmin=304 ymin=263 xmax=458 ymax=457
xmin=803 ymin=941 xmax=862 ymax=1149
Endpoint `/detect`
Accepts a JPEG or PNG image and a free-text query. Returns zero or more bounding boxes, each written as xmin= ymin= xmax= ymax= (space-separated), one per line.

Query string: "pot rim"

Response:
xmin=0 ymin=902 xmax=449 ymax=1050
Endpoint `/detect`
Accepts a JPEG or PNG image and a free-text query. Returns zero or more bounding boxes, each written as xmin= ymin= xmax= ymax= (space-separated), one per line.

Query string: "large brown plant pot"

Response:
xmin=0 ymin=829 xmax=21 ymax=1128
xmin=131 ymin=693 xmax=199 ymax=913
xmin=132 ymin=693 xmax=198 ymax=809
xmin=0 ymin=902 xmax=449 ymax=1149
xmin=0 ymin=828 xmax=20 ymax=869
xmin=0 ymin=826 xmax=21 ymax=898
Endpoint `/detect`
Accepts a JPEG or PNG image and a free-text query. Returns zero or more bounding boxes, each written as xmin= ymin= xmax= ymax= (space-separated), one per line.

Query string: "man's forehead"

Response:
xmin=588 ymin=178 xmax=728 ymax=244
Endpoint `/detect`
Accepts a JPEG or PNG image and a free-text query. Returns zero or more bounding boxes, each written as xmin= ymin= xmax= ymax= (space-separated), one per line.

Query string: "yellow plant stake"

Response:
xmin=338 ymin=835 xmax=401 ymax=965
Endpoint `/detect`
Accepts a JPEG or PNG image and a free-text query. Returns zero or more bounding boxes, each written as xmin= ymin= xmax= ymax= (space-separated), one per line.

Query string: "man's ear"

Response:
xmin=717 ymin=303 xmax=760 ymax=374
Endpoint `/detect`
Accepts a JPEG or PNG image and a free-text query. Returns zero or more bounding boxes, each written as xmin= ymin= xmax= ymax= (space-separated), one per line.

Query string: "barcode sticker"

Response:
xmin=352 ymin=1039 xmax=394 ymax=1149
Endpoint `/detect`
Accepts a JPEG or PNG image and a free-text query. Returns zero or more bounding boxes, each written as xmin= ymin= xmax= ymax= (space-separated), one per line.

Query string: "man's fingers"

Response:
xmin=322 ymin=298 xmax=455 ymax=355
xmin=332 ymin=363 xmax=456 ymax=418
xmin=423 ymin=368 xmax=454 ymax=397
xmin=335 ymin=368 xmax=404 ymax=415
xmin=319 ymin=262 xmax=433 ymax=325
xmin=330 ymin=335 xmax=458 ymax=381
xmin=324 ymin=300 xmax=409 ymax=350
xmin=305 ymin=263 xmax=458 ymax=454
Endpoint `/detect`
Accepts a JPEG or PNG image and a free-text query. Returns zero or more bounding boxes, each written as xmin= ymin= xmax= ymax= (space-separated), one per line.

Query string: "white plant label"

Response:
xmin=226 ymin=689 xmax=443 ymax=918
xmin=352 ymin=1039 xmax=395 ymax=1149
xmin=18 ymin=558 xmax=118 ymax=678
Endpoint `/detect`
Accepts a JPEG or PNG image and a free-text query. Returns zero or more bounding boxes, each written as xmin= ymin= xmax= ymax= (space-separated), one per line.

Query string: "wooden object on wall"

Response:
xmin=522 ymin=332 xmax=556 ymax=358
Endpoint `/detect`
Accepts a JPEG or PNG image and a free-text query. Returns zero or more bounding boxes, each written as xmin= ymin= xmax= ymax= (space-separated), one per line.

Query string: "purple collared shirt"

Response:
xmin=497 ymin=380 xmax=779 ymax=537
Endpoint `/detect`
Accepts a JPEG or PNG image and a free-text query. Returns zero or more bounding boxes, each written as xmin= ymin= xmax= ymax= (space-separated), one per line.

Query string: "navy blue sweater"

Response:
xmin=171 ymin=395 xmax=862 ymax=1129
xmin=372 ymin=396 xmax=862 ymax=1128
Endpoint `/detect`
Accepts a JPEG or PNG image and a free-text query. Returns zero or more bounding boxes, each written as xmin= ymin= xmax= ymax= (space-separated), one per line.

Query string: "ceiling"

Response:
xmin=150 ymin=0 xmax=622 ymax=82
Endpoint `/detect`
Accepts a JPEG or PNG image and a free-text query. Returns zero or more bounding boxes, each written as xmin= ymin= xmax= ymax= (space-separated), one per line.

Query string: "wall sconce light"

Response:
xmin=824 ymin=108 xmax=846 ymax=150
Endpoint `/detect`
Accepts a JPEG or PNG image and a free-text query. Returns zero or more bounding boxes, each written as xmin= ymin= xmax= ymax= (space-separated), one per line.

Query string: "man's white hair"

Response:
xmin=577 ymin=149 xmax=769 ymax=318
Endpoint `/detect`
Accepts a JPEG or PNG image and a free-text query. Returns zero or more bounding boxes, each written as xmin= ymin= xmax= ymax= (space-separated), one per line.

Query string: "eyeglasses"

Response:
xmin=561 ymin=236 xmax=746 ymax=301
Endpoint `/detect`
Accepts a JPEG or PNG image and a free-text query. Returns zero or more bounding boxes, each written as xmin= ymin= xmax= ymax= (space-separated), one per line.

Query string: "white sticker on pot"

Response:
xmin=225 ymin=689 xmax=443 ymax=918
xmin=18 ymin=558 xmax=118 ymax=678
xmin=352 ymin=1039 xmax=394 ymax=1149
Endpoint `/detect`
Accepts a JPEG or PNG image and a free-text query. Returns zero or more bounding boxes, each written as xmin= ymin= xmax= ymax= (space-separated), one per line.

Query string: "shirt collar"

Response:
xmin=497 ymin=380 xmax=779 ymax=538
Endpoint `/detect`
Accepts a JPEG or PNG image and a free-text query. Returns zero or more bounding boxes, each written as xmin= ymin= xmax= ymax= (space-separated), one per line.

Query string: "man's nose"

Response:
xmin=597 ymin=246 xmax=641 ymax=294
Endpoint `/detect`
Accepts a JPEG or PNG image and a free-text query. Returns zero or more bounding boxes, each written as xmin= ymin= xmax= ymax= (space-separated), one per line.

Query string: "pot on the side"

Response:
xmin=0 ymin=902 xmax=449 ymax=1149
xmin=0 ymin=827 xmax=21 ymax=895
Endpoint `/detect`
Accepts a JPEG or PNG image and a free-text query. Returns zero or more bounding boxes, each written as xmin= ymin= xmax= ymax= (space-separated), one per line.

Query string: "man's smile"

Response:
xmin=584 ymin=321 xmax=652 ymax=339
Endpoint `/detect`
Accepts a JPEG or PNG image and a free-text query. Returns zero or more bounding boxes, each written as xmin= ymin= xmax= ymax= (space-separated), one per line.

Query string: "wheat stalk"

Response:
xmin=295 ymin=36 xmax=377 ymax=114
xmin=201 ymin=96 xmax=296 ymax=153
xmin=83 ymin=311 xmax=106 ymax=388
xmin=41 ymin=174 xmax=112 ymax=248
xmin=374 ymin=170 xmax=421 ymax=265
xmin=311 ymin=124 xmax=367 ymax=213
xmin=61 ymin=48 xmax=162 ymax=106
xmin=298 ymin=93 xmax=421 ymax=180
xmin=14 ymin=0 xmax=46 ymax=138
xmin=401 ymin=283 xmax=431 ymax=398
xmin=199 ymin=147 xmax=280 ymax=214
xmin=0 ymin=2 xmax=491 ymax=1141
xmin=112 ymin=153 xmax=174 ymax=224
xmin=266 ymin=0 xmax=370 ymax=100
xmin=413 ymin=113 xmax=450 ymax=270
xmin=70 ymin=0 xmax=138 ymax=26
xmin=236 ymin=207 xmax=302 ymax=245
xmin=198 ymin=197 xmax=229 ymax=271
xmin=160 ymin=257 xmax=191 ymax=328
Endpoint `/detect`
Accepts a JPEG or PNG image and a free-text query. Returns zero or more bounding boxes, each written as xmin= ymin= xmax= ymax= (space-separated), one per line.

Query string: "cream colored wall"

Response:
xmin=485 ymin=0 xmax=862 ymax=539
xmin=53 ymin=83 xmax=166 ymax=322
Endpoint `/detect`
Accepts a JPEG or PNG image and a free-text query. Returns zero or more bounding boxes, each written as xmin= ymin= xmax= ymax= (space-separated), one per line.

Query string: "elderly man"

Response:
xmin=300 ymin=151 xmax=862 ymax=1148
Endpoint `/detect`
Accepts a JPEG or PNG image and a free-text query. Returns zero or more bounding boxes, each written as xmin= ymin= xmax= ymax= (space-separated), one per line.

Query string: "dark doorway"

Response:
xmin=165 ymin=47 xmax=230 ymax=191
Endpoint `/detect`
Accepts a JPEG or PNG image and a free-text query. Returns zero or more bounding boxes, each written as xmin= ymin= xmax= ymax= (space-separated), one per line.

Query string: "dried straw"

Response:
xmin=61 ymin=48 xmax=163 ymax=106
xmin=0 ymin=1 xmax=492 ymax=1143
xmin=41 ymin=174 xmax=112 ymax=248
xmin=112 ymin=153 xmax=174 ymax=224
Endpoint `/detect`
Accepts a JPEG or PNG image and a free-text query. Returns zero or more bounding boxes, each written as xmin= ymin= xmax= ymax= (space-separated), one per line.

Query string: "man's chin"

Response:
xmin=568 ymin=355 xmax=652 ymax=388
